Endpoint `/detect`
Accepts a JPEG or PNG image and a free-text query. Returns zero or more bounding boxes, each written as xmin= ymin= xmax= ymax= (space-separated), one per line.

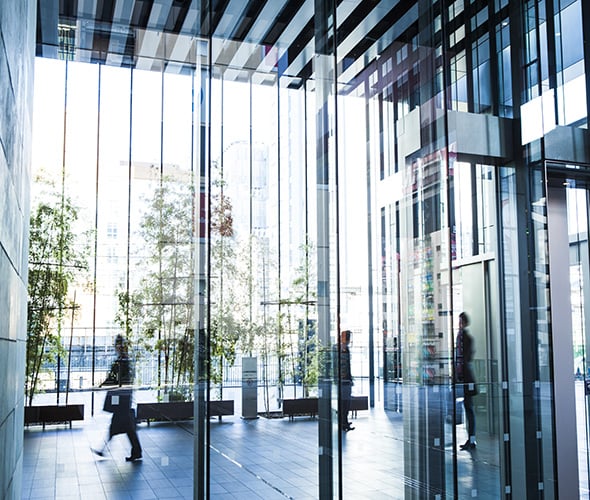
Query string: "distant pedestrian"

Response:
xmin=456 ymin=312 xmax=477 ymax=450
xmin=339 ymin=330 xmax=355 ymax=432
xmin=92 ymin=334 xmax=142 ymax=462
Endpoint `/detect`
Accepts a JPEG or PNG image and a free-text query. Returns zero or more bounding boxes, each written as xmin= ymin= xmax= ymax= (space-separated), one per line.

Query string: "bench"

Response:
xmin=24 ymin=404 xmax=85 ymax=429
xmin=282 ymin=398 xmax=318 ymax=420
xmin=136 ymin=400 xmax=234 ymax=425
xmin=209 ymin=400 xmax=234 ymax=419
xmin=349 ymin=396 xmax=369 ymax=417
xmin=282 ymin=396 xmax=369 ymax=421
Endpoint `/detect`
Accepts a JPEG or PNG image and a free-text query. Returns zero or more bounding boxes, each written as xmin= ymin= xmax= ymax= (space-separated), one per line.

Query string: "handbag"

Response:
xmin=103 ymin=390 xmax=117 ymax=413
xmin=103 ymin=389 xmax=132 ymax=413
xmin=466 ymin=382 xmax=479 ymax=396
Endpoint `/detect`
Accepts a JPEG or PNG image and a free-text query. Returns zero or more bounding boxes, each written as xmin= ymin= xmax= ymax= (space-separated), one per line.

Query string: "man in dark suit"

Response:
xmin=93 ymin=334 xmax=142 ymax=461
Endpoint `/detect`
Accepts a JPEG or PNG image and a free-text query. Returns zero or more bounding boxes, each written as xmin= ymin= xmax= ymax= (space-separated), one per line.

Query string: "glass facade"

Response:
xmin=23 ymin=0 xmax=590 ymax=498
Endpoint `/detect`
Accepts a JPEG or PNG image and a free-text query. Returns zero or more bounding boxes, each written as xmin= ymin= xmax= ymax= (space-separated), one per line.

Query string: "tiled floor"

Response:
xmin=22 ymin=401 xmax=503 ymax=499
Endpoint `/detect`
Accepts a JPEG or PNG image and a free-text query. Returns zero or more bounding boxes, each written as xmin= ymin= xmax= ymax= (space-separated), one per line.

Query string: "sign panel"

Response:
xmin=242 ymin=356 xmax=258 ymax=419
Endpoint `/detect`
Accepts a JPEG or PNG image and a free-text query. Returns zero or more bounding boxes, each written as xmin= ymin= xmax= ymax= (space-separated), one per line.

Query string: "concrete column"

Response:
xmin=0 ymin=0 xmax=36 ymax=498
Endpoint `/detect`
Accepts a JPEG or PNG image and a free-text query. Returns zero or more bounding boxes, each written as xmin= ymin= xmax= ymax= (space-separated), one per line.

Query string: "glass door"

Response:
xmin=564 ymin=179 xmax=590 ymax=497
xmin=547 ymin=168 xmax=590 ymax=498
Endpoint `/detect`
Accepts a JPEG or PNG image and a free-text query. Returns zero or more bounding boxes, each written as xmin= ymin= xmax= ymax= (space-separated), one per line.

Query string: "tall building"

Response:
xmin=3 ymin=1 xmax=590 ymax=498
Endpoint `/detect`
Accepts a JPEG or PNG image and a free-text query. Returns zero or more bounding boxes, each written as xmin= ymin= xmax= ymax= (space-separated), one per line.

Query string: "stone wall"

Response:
xmin=0 ymin=0 xmax=35 ymax=497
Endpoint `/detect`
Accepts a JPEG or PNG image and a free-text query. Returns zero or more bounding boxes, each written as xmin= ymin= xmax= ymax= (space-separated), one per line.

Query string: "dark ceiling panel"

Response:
xmin=261 ymin=0 xmax=305 ymax=46
xmin=97 ymin=0 xmax=116 ymax=23
xmin=285 ymin=18 xmax=313 ymax=69
xmin=232 ymin=0 xmax=268 ymax=41
xmin=165 ymin=3 xmax=191 ymax=32
xmin=208 ymin=0 xmax=231 ymax=36
xmin=131 ymin=0 xmax=152 ymax=28
xmin=59 ymin=0 xmax=79 ymax=19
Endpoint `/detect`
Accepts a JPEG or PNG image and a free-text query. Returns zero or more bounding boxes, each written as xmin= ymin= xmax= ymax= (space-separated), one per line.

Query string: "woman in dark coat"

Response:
xmin=456 ymin=312 xmax=477 ymax=450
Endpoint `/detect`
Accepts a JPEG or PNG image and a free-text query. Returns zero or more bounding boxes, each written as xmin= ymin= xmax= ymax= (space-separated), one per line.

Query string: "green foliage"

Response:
xmin=131 ymin=176 xmax=196 ymax=393
xmin=26 ymin=180 xmax=89 ymax=405
xmin=209 ymin=180 xmax=242 ymax=397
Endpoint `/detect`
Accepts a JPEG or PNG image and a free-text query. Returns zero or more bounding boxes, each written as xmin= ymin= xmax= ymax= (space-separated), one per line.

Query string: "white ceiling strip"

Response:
xmin=106 ymin=0 xmax=136 ymax=66
xmin=211 ymin=0 xmax=251 ymax=63
xmin=283 ymin=0 xmax=359 ymax=78
xmin=75 ymin=0 xmax=98 ymax=62
xmin=253 ymin=0 xmax=313 ymax=75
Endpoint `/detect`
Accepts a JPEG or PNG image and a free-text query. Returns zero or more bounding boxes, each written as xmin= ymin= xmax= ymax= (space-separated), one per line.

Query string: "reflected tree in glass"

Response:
xmin=26 ymin=176 xmax=90 ymax=405
xmin=290 ymin=242 xmax=318 ymax=398
xmin=131 ymin=174 xmax=195 ymax=398
xmin=209 ymin=176 xmax=242 ymax=399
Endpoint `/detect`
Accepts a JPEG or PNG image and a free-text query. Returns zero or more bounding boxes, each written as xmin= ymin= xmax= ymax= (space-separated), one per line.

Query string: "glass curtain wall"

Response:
xmin=30 ymin=48 xmax=199 ymax=494
xmin=30 ymin=1 xmax=590 ymax=498
xmin=343 ymin=1 xmax=513 ymax=498
xmin=199 ymin=0 xmax=334 ymax=496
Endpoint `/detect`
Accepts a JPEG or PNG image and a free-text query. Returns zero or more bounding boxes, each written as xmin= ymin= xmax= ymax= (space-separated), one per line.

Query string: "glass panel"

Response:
xmin=567 ymin=185 xmax=590 ymax=496
xmin=61 ymin=61 xmax=98 ymax=402
xmin=450 ymin=163 xmax=503 ymax=497
xmin=315 ymin=1 xmax=339 ymax=497
xmin=29 ymin=57 xmax=66 ymax=403
xmin=30 ymin=53 xmax=199 ymax=494
xmin=95 ymin=65 xmax=131 ymax=400
xmin=559 ymin=1 xmax=584 ymax=70
xmin=203 ymin=5 xmax=323 ymax=498
xmin=29 ymin=1 xmax=590 ymax=498
xmin=498 ymin=166 xmax=534 ymax=498
xmin=531 ymin=166 xmax=556 ymax=498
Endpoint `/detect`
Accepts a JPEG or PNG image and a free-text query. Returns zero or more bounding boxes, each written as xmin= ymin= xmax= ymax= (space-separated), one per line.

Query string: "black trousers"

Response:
xmin=340 ymin=380 xmax=352 ymax=428
xmin=109 ymin=409 xmax=142 ymax=457
xmin=463 ymin=391 xmax=476 ymax=438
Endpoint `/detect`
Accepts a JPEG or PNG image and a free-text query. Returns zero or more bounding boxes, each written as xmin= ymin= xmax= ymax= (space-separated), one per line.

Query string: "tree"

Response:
xmin=26 ymin=180 xmax=89 ymax=406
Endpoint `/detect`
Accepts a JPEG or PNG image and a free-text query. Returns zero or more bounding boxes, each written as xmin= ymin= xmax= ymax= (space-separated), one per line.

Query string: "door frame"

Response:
xmin=546 ymin=167 xmax=583 ymax=499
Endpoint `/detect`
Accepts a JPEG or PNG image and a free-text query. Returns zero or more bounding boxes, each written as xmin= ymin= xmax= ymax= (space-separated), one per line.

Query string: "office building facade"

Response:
xmin=3 ymin=0 xmax=590 ymax=498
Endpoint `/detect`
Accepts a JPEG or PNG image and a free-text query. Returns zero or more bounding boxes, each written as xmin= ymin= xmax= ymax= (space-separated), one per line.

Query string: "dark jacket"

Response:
xmin=456 ymin=328 xmax=475 ymax=384
xmin=101 ymin=355 xmax=133 ymax=386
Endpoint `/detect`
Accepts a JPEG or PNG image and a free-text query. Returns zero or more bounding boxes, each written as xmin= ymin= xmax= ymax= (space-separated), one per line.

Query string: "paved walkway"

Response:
xmin=22 ymin=401 xmax=503 ymax=499
xmin=23 ymin=381 xmax=590 ymax=499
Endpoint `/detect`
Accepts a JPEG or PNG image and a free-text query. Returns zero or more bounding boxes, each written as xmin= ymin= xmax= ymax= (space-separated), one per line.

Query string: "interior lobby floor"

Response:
xmin=21 ymin=400 xmax=501 ymax=499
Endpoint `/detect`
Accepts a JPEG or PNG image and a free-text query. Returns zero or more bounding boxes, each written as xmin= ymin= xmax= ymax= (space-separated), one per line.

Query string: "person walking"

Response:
xmin=93 ymin=334 xmax=142 ymax=462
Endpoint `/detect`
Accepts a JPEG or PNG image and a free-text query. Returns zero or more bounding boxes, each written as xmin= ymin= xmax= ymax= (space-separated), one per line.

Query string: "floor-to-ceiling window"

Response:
xmin=28 ymin=1 xmax=590 ymax=499
xmin=30 ymin=50 xmax=199 ymax=495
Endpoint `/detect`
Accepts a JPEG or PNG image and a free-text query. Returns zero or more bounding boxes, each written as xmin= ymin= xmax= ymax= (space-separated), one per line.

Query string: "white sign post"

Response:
xmin=241 ymin=356 xmax=258 ymax=419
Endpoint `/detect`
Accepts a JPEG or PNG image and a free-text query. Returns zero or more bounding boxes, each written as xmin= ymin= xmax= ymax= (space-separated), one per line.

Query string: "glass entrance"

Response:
xmin=547 ymin=167 xmax=590 ymax=498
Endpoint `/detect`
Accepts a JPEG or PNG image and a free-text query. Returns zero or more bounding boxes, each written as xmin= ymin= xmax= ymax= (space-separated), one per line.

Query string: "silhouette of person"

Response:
xmin=456 ymin=312 xmax=476 ymax=450
xmin=93 ymin=334 xmax=142 ymax=461
xmin=339 ymin=330 xmax=354 ymax=432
